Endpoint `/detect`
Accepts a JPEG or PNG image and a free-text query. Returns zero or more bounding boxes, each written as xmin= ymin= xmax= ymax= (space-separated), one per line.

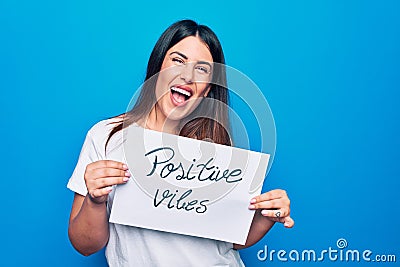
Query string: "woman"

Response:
xmin=67 ymin=19 xmax=294 ymax=266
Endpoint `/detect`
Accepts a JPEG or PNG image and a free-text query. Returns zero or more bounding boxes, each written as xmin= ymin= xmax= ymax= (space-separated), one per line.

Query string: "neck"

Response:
xmin=146 ymin=106 xmax=179 ymax=135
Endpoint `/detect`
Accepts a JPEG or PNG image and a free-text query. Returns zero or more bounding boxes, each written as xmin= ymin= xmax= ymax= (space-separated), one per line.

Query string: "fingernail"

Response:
xmin=125 ymin=171 xmax=131 ymax=177
xmin=250 ymin=198 xmax=256 ymax=204
xmin=261 ymin=210 xmax=268 ymax=215
xmin=106 ymin=186 xmax=113 ymax=192
xmin=123 ymin=177 xmax=129 ymax=182
xmin=123 ymin=164 xmax=128 ymax=170
xmin=248 ymin=205 xmax=255 ymax=209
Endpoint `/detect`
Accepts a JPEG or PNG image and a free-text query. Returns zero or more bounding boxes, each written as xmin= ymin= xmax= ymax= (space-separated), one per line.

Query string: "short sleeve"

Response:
xmin=67 ymin=130 xmax=102 ymax=196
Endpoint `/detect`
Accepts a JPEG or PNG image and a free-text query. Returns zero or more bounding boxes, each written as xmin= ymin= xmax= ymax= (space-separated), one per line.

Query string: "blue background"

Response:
xmin=1 ymin=0 xmax=399 ymax=266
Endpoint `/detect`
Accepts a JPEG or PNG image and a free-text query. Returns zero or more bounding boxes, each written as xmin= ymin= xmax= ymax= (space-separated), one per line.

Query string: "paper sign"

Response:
xmin=109 ymin=125 xmax=270 ymax=245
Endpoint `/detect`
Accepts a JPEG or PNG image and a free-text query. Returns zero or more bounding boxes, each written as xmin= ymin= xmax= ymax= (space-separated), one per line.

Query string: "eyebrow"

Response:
xmin=169 ymin=51 xmax=213 ymax=69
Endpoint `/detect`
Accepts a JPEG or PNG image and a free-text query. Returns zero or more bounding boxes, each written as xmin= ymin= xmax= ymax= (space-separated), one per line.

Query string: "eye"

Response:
xmin=195 ymin=65 xmax=210 ymax=74
xmin=172 ymin=57 xmax=185 ymax=65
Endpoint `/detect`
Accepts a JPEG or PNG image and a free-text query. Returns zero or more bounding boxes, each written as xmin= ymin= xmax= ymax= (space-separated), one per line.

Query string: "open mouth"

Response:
xmin=170 ymin=86 xmax=193 ymax=106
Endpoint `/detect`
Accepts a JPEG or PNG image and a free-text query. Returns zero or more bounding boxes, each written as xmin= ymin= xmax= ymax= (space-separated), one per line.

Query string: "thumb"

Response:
xmin=283 ymin=216 xmax=295 ymax=228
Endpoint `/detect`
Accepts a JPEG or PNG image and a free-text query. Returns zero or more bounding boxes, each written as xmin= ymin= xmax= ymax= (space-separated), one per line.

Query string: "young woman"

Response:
xmin=67 ymin=19 xmax=294 ymax=266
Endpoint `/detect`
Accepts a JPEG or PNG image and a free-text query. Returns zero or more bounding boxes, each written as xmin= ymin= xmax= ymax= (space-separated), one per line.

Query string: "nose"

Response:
xmin=180 ymin=63 xmax=194 ymax=83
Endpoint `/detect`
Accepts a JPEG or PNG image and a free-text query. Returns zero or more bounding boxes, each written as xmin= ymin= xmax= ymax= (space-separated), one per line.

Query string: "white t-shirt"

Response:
xmin=67 ymin=118 xmax=245 ymax=267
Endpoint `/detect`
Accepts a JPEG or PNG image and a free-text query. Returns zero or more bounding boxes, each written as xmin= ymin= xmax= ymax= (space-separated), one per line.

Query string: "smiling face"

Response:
xmin=152 ymin=36 xmax=213 ymax=125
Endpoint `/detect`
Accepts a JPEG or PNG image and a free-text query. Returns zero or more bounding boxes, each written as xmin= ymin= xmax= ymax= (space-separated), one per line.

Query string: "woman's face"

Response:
xmin=154 ymin=36 xmax=213 ymax=122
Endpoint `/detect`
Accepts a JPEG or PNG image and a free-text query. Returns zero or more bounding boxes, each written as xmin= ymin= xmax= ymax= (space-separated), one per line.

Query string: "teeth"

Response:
xmin=171 ymin=86 xmax=192 ymax=97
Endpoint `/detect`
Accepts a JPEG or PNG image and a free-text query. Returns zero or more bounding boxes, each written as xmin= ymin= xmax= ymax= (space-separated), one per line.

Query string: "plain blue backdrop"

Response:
xmin=1 ymin=0 xmax=399 ymax=266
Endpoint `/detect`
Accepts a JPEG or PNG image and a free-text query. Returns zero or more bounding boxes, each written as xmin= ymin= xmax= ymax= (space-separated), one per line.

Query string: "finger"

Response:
xmin=283 ymin=216 xmax=295 ymax=228
xmin=89 ymin=168 xmax=131 ymax=179
xmin=87 ymin=160 xmax=128 ymax=171
xmin=87 ymin=176 xmax=130 ymax=191
xmin=89 ymin=186 xmax=113 ymax=199
xmin=260 ymin=208 xmax=289 ymax=218
xmin=249 ymin=198 xmax=289 ymax=210
xmin=250 ymin=189 xmax=287 ymax=204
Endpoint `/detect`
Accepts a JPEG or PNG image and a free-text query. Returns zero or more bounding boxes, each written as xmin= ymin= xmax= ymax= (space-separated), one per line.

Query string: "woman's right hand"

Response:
xmin=84 ymin=160 xmax=131 ymax=204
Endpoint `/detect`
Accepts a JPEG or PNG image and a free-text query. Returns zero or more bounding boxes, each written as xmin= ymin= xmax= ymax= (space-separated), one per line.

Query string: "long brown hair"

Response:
xmin=105 ymin=20 xmax=231 ymax=149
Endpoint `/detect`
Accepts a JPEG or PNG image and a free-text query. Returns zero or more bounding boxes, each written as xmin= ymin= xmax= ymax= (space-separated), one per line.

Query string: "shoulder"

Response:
xmin=86 ymin=116 xmax=125 ymax=148
xmin=88 ymin=116 xmax=122 ymax=136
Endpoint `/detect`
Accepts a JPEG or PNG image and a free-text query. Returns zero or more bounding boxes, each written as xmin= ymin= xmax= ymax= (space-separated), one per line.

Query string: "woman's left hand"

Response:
xmin=249 ymin=189 xmax=295 ymax=228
